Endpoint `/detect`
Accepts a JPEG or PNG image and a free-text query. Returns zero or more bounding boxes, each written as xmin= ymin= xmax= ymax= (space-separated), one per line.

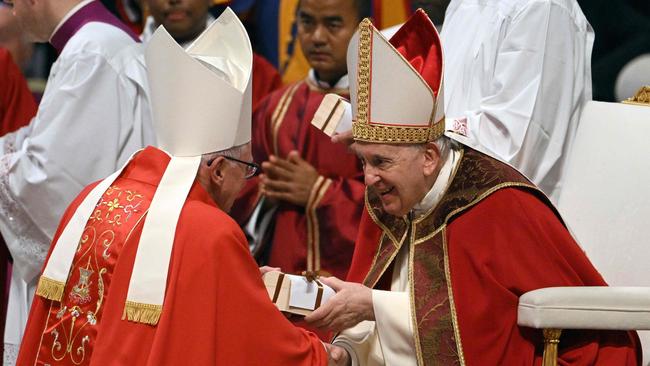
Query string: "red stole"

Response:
xmin=34 ymin=154 xmax=156 ymax=365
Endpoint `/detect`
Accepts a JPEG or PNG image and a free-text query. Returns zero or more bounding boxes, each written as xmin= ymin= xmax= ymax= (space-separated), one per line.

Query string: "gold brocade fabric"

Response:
xmin=364 ymin=147 xmax=548 ymax=365
xmin=36 ymin=183 xmax=152 ymax=365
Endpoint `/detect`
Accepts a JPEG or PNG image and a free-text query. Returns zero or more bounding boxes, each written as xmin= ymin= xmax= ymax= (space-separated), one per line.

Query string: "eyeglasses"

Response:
xmin=208 ymin=155 xmax=260 ymax=179
xmin=1 ymin=0 xmax=13 ymax=7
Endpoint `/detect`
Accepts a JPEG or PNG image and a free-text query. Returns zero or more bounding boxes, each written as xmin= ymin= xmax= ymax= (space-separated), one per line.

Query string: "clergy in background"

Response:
xmin=17 ymin=12 xmax=338 ymax=365
xmin=140 ymin=0 xmax=283 ymax=109
xmin=0 ymin=0 xmax=154 ymax=362
xmin=306 ymin=11 xmax=640 ymax=365
xmin=232 ymin=0 xmax=367 ymax=292
xmin=441 ymin=0 xmax=593 ymax=202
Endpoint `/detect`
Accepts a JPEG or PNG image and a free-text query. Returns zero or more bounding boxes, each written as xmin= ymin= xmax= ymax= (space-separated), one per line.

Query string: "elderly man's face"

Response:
xmin=147 ymin=0 xmax=211 ymax=44
xmin=352 ymin=142 xmax=440 ymax=217
xmin=297 ymin=0 xmax=359 ymax=85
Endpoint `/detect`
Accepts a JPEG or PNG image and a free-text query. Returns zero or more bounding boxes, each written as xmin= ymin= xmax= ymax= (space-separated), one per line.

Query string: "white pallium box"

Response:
xmin=263 ymin=272 xmax=335 ymax=316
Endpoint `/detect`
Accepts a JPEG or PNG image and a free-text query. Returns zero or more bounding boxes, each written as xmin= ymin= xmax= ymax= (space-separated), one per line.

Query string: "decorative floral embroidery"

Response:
xmin=37 ymin=184 xmax=150 ymax=365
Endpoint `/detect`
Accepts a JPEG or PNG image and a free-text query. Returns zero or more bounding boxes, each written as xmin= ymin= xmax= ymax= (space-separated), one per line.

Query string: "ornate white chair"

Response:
xmin=517 ymin=91 xmax=650 ymax=366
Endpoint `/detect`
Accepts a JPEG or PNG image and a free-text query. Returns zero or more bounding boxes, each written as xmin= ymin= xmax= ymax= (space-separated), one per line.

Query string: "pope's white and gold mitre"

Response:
xmin=35 ymin=8 xmax=252 ymax=326
xmin=312 ymin=10 xmax=444 ymax=143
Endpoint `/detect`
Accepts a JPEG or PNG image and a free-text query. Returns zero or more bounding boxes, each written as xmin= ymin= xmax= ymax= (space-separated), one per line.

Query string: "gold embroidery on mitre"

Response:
xmin=352 ymin=18 xmax=445 ymax=144
xmin=353 ymin=118 xmax=445 ymax=144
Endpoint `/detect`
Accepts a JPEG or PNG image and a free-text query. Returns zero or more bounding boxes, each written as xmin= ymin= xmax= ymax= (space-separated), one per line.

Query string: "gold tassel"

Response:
xmin=35 ymin=276 xmax=65 ymax=302
xmin=542 ymin=329 xmax=562 ymax=366
xmin=122 ymin=301 xmax=162 ymax=326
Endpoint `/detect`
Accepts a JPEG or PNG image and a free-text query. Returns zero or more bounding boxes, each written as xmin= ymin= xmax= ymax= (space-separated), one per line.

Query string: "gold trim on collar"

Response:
xmin=363 ymin=189 xmax=406 ymax=247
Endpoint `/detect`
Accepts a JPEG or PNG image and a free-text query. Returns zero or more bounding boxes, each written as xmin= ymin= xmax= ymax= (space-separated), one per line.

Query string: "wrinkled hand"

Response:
xmin=259 ymin=266 xmax=281 ymax=276
xmin=325 ymin=343 xmax=351 ymax=366
xmin=305 ymin=277 xmax=374 ymax=333
xmin=260 ymin=151 xmax=320 ymax=207
xmin=331 ymin=130 xmax=353 ymax=146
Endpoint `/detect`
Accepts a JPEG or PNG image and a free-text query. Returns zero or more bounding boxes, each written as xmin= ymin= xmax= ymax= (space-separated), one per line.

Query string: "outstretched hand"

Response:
xmin=305 ymin=277 xmax=374 ymax=333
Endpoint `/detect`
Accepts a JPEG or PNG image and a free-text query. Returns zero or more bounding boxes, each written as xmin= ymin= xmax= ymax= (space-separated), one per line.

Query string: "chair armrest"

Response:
xmin=517 ymin=287 xmax=650 ymax=330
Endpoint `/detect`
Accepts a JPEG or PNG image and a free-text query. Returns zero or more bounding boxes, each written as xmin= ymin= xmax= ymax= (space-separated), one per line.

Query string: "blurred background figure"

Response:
xmin=0 ymin=5 xmax=38 ymax=364
xmin=140 ymin=0 xmax=283 ymax=108
xmin=577 ymin=0 xmax=650 ymax=101
xmin=441 ymin=0 xmax=593 ymax=202
xmin=230 ymin=1 xmax=367 ymax=342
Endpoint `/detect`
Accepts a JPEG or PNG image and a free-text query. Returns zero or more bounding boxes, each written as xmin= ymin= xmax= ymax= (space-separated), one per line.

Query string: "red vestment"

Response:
xmin=17 ymin=147 xmax=327 ymax=366
xmin=347 ymin=146 xmax=640 ymax=365
xmin=234 ymin=79 xmax=364 ymax=280
xmin=0 ymin=48 xmax=37 ymax=134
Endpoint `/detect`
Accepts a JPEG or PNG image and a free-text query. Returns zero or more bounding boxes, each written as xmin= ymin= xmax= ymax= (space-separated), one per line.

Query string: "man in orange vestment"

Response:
xmin=17 ymin=10 xmax=342 ymax=366
xmin=233 ymin=0 xmax=369 ymax=282
xmin=305 ymin=11 xmax=641 ymax=365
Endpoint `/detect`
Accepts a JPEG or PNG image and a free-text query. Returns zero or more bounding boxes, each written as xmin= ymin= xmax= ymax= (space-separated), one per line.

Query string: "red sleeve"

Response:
xmin=447 ymin=188 xmax=640 ymax=365
xmin=0 ymin=48 xmax=37 ymax=134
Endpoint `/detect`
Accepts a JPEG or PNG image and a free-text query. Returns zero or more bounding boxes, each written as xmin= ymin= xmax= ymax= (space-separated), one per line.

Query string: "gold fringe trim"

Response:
xmin=35 ymin=276 xmax=65 ymax=302
xmin=122 ymin=301 xmax=162 ymax=326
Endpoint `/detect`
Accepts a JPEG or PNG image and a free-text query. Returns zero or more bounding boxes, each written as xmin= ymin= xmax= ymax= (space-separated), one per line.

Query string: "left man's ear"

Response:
xmin=207 ymin=156 xmax=227 ymax=190
xmin=422 ymin=142 xmax=441 ymax=176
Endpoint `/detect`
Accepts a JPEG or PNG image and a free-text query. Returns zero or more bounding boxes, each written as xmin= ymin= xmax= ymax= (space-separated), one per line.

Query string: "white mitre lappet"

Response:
xmin=35 ymin=8 xmax=252 ymax=325
xmin=312 ymin=9 xmax=445 ymax=144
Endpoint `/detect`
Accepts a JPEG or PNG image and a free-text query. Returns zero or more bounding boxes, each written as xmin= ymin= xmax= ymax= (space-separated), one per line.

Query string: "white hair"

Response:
xmin=201 ymin=143 xmax=247 ymax=165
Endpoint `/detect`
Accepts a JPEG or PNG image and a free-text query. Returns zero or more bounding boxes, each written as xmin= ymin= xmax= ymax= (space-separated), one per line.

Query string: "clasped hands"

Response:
xmin=260 ymin=151 xmax=320 ymax=207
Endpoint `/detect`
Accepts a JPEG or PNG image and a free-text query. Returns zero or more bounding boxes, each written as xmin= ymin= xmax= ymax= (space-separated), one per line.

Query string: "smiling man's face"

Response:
xmin=296 ymin=0 xmax=360 ymax=85
xmin=147 ymin=0 xmax=211 ymax=45
xmin=352 ymin=142 xmax=441 ymax=217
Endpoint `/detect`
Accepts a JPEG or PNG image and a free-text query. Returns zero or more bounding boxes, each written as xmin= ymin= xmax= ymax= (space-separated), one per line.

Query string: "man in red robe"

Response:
xmin=17 ymin=11 xmax=342 ymax=366
xmin=232 ymin=0 xmax=370 ymax=282
xmin=305 ymin=11 xmax=641 ymax=365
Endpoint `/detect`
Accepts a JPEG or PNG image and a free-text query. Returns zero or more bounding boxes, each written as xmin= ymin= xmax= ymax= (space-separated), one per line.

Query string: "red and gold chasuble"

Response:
xmin=348 ymin=146 xmax=641 ymax=365
xmin=36 ymin=182 xmax=152 ymax=365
